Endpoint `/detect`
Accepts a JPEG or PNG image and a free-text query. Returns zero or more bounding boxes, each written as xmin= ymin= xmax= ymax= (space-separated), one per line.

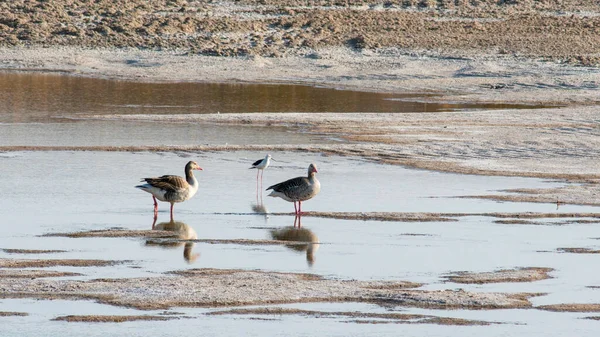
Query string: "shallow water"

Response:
xmin=0 ymin=71 xmax=549 ymax=123
xmin=1 ymin=151 xmax=600 ymax=337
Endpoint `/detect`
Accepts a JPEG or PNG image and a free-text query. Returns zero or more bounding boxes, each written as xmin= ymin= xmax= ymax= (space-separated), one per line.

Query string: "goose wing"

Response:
xmin=266 ymin=176 xmax=308 ymax=197
xmin=142 ymin=175 xmax=188 ymax=192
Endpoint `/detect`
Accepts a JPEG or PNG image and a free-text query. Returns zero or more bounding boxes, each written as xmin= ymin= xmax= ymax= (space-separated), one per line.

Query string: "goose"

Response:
xmin=249 ymin=154 xmax=273 ymax=190
xmin=136 ymin=161 xmax=202 ymax=221
xmin=266 ymin=163 xmax=320 ymax=215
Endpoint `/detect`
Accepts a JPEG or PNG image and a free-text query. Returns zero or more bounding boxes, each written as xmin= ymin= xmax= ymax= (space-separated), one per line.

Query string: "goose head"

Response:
xmin=185 ymin=161 xmax=203 ymax=172
xmin=308 ymin=163 xmax=318 ymax=177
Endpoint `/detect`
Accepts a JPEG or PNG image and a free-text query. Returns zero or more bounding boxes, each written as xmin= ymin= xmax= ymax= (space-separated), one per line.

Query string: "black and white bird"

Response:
xmin=266 ymin=163 xmax=320 ymax=215
xmin=136 ymin=161 xmax=202 ymax=221
xmin=249 ymin=154 xmax=273 ymax=190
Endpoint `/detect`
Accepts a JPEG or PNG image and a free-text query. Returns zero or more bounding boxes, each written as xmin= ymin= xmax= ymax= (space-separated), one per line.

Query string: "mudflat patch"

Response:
xmin=0 ymin=311 xmax=28 ymax=317
xmin=556 ymin=248 xmax=600 ymax=254
xmin=207 ymin=307 xmax=494 ymax=326
xmin=0 ymin=268 xmax=535 ymax=310
xmin=52 ymin=315 xmax=177 ymax=323
xmin=0 ymin=258 xmax=127 ymax=268
xmin=444 ymin=267 xmax=554 ymax=284
xmin=537 ymin=304 xmax=600 ymax=312
xmin=42 ymin=229 xmax=177 ymax=238
xmin=0 ymin=269 xmax=82 ymax=279
xmin=1 ymin=248 xmax=67 ymax=254
xmin=45 ymin=228 xmax=318 ymax=247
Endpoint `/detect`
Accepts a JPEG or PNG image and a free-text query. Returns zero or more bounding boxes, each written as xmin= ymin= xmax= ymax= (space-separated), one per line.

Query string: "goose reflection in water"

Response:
xmin=145 ymin=220 xmax=200 ymax=264
xmin=270 ymin=216 xmax=320 ymax=266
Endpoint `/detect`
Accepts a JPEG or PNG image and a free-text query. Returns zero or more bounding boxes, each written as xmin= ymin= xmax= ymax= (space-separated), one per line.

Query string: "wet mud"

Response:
xmin=537 ymin=304 xmax=600 ymax=313
xmin=556 ymin=248 xmax=600 ymax=254
xmin=1 ymin=249 xmax=67 ymax=254
xmin=0 ymin=268 xmax=535 ymax=311
xmin=0 ymin=258 xmax=127 ymax=268
xmin=0 ymin=311 xmax=28 ymax=317
xmin=443 ymin=267 xmax=553 ymax=284
xmin=0 ymin=269 xmax=82 ymax=279
xmin=52 ymin=315 xmax=177 ymax=323
xmin=207 ymin=307 xmax=494 ymax=326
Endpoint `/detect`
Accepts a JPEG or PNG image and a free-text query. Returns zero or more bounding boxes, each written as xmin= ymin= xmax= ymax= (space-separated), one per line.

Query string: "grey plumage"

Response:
xmin=266 ymin=163 xmax=320 ymax=214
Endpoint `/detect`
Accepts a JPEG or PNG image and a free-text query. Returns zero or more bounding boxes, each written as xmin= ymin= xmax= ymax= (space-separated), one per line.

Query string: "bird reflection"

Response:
xmin=145 ymin=219 xmax=200 ymax=263
xmin=270 ymin=218 xmax=319 ymax=266
xmin=251 ymin=202 xmax=269 ymax=223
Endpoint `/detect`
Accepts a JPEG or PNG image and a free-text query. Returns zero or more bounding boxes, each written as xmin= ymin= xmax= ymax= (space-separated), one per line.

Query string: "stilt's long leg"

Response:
xmin=170 ymin=203 xmax=175 ymax=222
xmin=260 ymin=170 xmax=264 ymax=191
xmin=294 ymin=201 xmax=298 ymax=215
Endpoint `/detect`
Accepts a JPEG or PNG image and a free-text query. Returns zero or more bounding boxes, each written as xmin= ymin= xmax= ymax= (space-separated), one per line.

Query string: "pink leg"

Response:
xmin=153 ymin=196 xmax=158 ymax=216
xmin=293 ymin=201 xmax=298 ymax=215
xmin=294 ymin=214 xmax=299 ymax=227
xmin=151 ymin=213 xmax=157 ymax=230
xmin=170 ymin=203 xmax=175 ymax=222
xmin=298 ymin=201 xmax=302 ymax=215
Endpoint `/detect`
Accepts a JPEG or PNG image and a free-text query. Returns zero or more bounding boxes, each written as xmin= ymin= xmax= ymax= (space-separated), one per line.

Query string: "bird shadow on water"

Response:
xmin=270 ymin=216 xmax=320 ymax=267
xmin=145 ymin=218 xmax=200 ymax=264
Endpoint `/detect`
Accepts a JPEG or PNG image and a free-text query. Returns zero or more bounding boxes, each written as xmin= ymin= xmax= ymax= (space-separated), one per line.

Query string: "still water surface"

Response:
xmin=0 ymin=71 xmax=546 ymax=123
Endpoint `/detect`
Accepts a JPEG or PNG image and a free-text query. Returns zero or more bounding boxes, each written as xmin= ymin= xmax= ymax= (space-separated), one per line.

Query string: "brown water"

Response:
xmin=0 ymin=71 xmax=548 ymax=123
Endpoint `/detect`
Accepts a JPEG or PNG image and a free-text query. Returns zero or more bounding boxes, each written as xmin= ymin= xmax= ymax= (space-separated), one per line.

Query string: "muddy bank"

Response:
xmin=0 ymin=269 xmax=82 ymax=279
xmin=537 ymin=304 xmax=600 ymax=313
xmin=52 ymin=315 xmax=176 ymax=323
xmin=207 ymin=307 xmax=494 ymax=326
xmin=1 ymin=248 xmax=67 ymax=254
xmin=556 ymin=248 xmax=600 ymax=254
xmin=0 ymin=258 xmax=127 ymax=268
xmin=0 ymin=268 xmax=535 ymax=310
xmin=0 ymin=311 xmax=28 ymax=317
xmin=444 ymin=267 xmax=553 ymax=284
xmin=44 ymin=228 xmax=319 ymax=247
